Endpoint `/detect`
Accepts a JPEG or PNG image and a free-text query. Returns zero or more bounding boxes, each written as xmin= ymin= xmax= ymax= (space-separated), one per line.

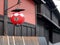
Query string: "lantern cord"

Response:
xmin=16 ymin=0 xmax=21 ymax=9
xmin=5 ymin=3 xmax=17 ymax=11
xmin=4 ymin=0 xmax=20 ymax=11
xmin=17 ymin=0 xmax=20 ymax=4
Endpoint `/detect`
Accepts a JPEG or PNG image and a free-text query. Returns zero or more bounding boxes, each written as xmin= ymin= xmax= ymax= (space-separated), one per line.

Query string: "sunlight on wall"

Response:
xmin=53 ymin=0 xmax=60 ymax=12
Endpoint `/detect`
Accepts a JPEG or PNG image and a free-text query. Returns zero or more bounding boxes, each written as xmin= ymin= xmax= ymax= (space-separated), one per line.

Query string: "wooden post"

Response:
xmin=4 ymin=0 xmax=8 ymax=35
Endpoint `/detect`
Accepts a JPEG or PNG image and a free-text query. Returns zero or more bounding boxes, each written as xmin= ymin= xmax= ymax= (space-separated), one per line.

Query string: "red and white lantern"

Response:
xmin=10 ymin=12 xmax=25 ymax=25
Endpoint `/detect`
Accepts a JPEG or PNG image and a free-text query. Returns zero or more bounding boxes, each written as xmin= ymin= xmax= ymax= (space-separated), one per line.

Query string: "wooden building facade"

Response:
xmin=0 ymin=0 xmax=60 ymax=45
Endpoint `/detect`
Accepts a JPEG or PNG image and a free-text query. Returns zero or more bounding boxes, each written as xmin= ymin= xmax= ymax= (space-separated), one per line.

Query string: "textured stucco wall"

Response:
xmin=8 ymin=0 xmax=35 ymax=25
xmin=0 ymin=0 xmax=4 ymax=15
xmin=0 ymin=0 xmax=35 ymax=25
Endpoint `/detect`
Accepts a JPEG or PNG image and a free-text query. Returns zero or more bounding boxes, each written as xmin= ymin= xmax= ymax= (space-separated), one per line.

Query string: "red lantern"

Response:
xmin=10 ymin=12 xmax=25 ymax=25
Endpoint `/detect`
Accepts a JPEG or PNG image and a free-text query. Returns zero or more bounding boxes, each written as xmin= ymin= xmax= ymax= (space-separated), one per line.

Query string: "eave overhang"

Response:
xmin=33 ymin=0 xmax=60 ymax=20
xmin=44 ymin=0 xmax=60 ymax=20
xmin=33 ymin=0 xmax=42 ymax=4
xmin=37 ymin=13 xmax=60 ymax=34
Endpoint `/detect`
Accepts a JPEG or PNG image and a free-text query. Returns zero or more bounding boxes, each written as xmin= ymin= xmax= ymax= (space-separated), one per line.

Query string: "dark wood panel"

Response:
xmin=0 ymin=22 xmax=4 ymax=35
xmin=41 ymin=4 xmax=50 ymax=19
xmin=22 ymin=26 xmax=27 ymax=36
xmin=31 ymin=28 xmax=36 ymax=36
xmin=19 ymin=25 xmax=22 ymax=36
xmin=36 ymin=25 xmax=44 ymax=36
xmin=37 ymin=18 xmax=46 ymax=36
xmin=33 ymin=0 xmax=41 ymax=4
xmin=36 ymin=26 xmax=40 ymax=36
xmin=7 ymin=23 xmax=14 ymax=36
xmin=14 ymin=26 xmax=21 ymax=36
xmin=0 ymin=15 xmax=36 ymax=36
xmin=6 ymin=23 xmax=35 ymax=36
xmin=52 ymin=13 xmax=58 ymax=25
xmin=53 ymin=32 xmax=60 ymax=43
xmin=27 ymin=28 xmax=32 ymax=36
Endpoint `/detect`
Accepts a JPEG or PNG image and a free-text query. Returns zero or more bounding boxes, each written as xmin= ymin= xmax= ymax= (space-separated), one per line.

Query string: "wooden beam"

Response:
xmin=4 ymin=0 xmax=8 ymax=35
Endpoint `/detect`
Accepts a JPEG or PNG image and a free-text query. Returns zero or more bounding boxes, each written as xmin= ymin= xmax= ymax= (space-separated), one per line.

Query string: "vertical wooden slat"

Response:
xmin=27 ymin=28 xmax=32 ymax=36
xmin=30 ymin=37 xmax=39 ymax=45
xmin=19 ymin=37 xmax=24 ymax=45
xmin=14 ymin=36 xmax=23 ymax=45
xmin=12 ymin=36 xmax=15 ymax=45
xmin=15 ymin=25 xmax=22 ymax=36
xmin=0 ymin=36 xmax=3 ymax=45
xmin=14 ymin=26 xmax=20 ymax=36
xmin=37 ymin=18 xmax=45 ymax=36
xmin=3 ymin=36 xmax=8 ymax=45
xmin=31 ymin=28 xmax=35 ymax=36
xmin=24 ymin=37 xmax=39 ymax=45
xmin=19 ymin=25 xmax=22 ymax=36
xmin=24 ymin=37 xmax=31 ymax=45
xmin=0 ymin=36 xmax=48 ymax=45
xmin=22 ymin=26 xmax=27 ymax=36
xmin=9 ymin=36 xmax=14 ymax=45
xmin=36 ymin=26 xmax=40 ymax=36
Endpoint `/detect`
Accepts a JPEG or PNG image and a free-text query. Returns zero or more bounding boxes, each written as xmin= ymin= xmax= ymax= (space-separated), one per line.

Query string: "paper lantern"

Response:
xmin=10 ymin=12 xmax=24 ymax=25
